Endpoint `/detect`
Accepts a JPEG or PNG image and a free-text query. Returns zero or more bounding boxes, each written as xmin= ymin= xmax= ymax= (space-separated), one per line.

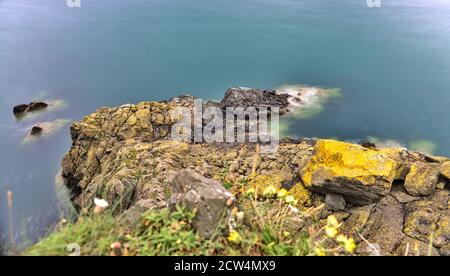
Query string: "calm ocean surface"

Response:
xmin=0 ymin=0 xmax=449 ymax=249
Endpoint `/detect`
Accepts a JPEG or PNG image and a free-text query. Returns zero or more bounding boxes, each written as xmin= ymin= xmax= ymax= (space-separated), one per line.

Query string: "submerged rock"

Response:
xmin=300 ymin=140 xmax=397 ymax=206
xmin=30 ymin=125 xmax=43 ymax=136
xmin=169 ymin=169 xmax=236 ymax=238
xmin=13 ymin=102 xmax=48 ymax=116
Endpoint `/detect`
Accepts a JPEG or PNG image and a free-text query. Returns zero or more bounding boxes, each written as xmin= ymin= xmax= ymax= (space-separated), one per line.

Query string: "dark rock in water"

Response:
xmin=169 ymin=169 xmax=236 ymax=238
xmin=13 ymin=104 xmax=29 ymax=115
xmin=28 ymin=102 xmax=48 ymax=112
xmin=220 ymin=87 xmax=290 ymax=114
xmin=361 ymin=142 xmax=377 ymax=149
xmin=13 ymin=102 xmax=48 ymax=116
xmin=30 ymin=125 xmax=43 ymax=136
xmin=325 ymin=193 xmax=346 ymax=211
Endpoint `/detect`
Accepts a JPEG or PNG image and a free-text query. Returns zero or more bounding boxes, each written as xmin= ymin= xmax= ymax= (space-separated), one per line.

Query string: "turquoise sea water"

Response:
xmin=0 ymin=0 xmax=449 ymax=249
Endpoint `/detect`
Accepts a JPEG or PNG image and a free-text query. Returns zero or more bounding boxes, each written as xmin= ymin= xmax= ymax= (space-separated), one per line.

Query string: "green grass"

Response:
xmin=24 ymin=198 xmax=318 ymax=256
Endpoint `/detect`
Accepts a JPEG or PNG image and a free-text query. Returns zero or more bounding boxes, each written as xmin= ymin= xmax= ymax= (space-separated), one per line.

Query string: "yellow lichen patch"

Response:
xmin=287 ymin=183 xmax=311 ymax=207
xmin=301 ymin=139 xmax=397 ymax=188
xmin=247 ymin=175 xmax=285 ymax=193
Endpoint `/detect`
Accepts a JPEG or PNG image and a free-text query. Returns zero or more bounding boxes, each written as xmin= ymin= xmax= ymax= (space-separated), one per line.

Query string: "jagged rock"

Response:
xmin=403 ymin=190 xmax=450 ymax=251
xmin=404 ymin=162 xmax=440 ymax=197
xmin=341 ymin=204 xmax=375 ymax=236
xmin=325 ymin=193 xmax=346 ymax=211
xmin=389 ymin=184 xmax=421 ymax=204
xmin=169 ymin=169 xmax=236 ymax=238
xmin=358 ymin=195 xmax=405 ymax=255
xmin=441 ymin=161 xmax=450 ymax=180
xmin=13 ymin=102 xmax=48 ymax=116
xmin=300 ymin=140 xmax=397 ymax=206
xmin=220 ymin=87 xmax=290 ymax=114
xmin=379 ymin=147 xmax=427 ymax=180
xmin=30 ymin=125 xmax=43 ymax=136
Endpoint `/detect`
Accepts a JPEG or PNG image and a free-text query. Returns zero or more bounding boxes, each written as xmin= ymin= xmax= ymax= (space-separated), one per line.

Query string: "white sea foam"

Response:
xmin=276 ymin=84 xmax=341 ymax=119
xmin=21 ymin=119 xmax=71 ymax=145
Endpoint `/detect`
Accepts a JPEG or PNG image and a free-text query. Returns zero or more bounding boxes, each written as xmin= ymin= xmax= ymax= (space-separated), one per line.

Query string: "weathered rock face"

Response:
xmin=300 ymin=140 xmax=398 ymax=206
xmin=169 ymin=169 xmax=236 ymax=238
xmin=13 ymin=102 xmax=48 ymax=116
xmin=60 ymin=88 xmax=450 ymax=256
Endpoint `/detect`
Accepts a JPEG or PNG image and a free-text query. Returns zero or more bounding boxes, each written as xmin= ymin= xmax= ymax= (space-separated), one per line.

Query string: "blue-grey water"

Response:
xmin=1 ymin=0 xmax=449 ymax=251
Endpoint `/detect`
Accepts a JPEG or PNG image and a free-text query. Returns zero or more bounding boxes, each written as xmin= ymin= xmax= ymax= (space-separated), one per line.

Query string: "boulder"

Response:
xmin=169 ymin=169 xmax=236 ymax=238
xmin=404 ymin=162 xmax=439 ymax=197
xmin=13 ymin=102 xmax=48 ymax=116
xmin=325 ymin=193 xmax=346 ymax=211
xmin=300 ymin=140 xmax=397 ymax=206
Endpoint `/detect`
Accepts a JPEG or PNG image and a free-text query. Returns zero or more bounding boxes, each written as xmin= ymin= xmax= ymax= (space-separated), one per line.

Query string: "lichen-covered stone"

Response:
xmin=404 ymin=162 xmax=440 ymax=197
xmin=403 ymin=190 xmax=450 ymax=250
xmin=300 ymin=139 xmax=397 ymax=205
xmin=441 ymin=161 xmax=450 ymax=180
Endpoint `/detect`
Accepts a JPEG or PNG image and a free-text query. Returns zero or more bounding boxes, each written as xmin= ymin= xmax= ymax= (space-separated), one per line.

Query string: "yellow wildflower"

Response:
xmin=228 ymin=230 xmax=241 ymax=244
xmin=344 ymin=238 xmax=356 ymax=253
xmin=285 ymin=195 xmax=298 ymax=206
xmin=325 ymin=226 xmax=338 ymax=238
xmin=327 ymin=215 xmax=339 ymax=228
xmin=262 ymin=186 xmax=277 ymax=198
xmin=315 ymin=247 xmax=326 ymax=256
xmin=277 ymin=189 xmax=288 ymax=199
xmin=336 ymin=234 xmax=347 ymax=243
xmin=245 ymin=187 xmax=255 ymax=197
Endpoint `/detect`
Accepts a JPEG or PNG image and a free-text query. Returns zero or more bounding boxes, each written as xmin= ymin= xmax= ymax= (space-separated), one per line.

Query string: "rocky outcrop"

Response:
xmin=60 ymin=87 xmax=450 ymax=256
xmin=13 ymin=102 xmax=48 ymax=116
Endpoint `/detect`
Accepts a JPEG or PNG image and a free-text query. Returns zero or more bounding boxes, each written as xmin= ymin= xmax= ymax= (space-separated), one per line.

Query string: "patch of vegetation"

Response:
xmin=24 ymin=186 xmax=356 ymax=256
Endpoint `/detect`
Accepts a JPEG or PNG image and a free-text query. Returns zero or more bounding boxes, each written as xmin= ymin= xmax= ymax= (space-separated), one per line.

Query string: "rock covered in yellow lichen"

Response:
xmin=404 ymin=162 xmax=440 ymax=197
xmin=300 ymin=139 xmax=398 ymax=205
